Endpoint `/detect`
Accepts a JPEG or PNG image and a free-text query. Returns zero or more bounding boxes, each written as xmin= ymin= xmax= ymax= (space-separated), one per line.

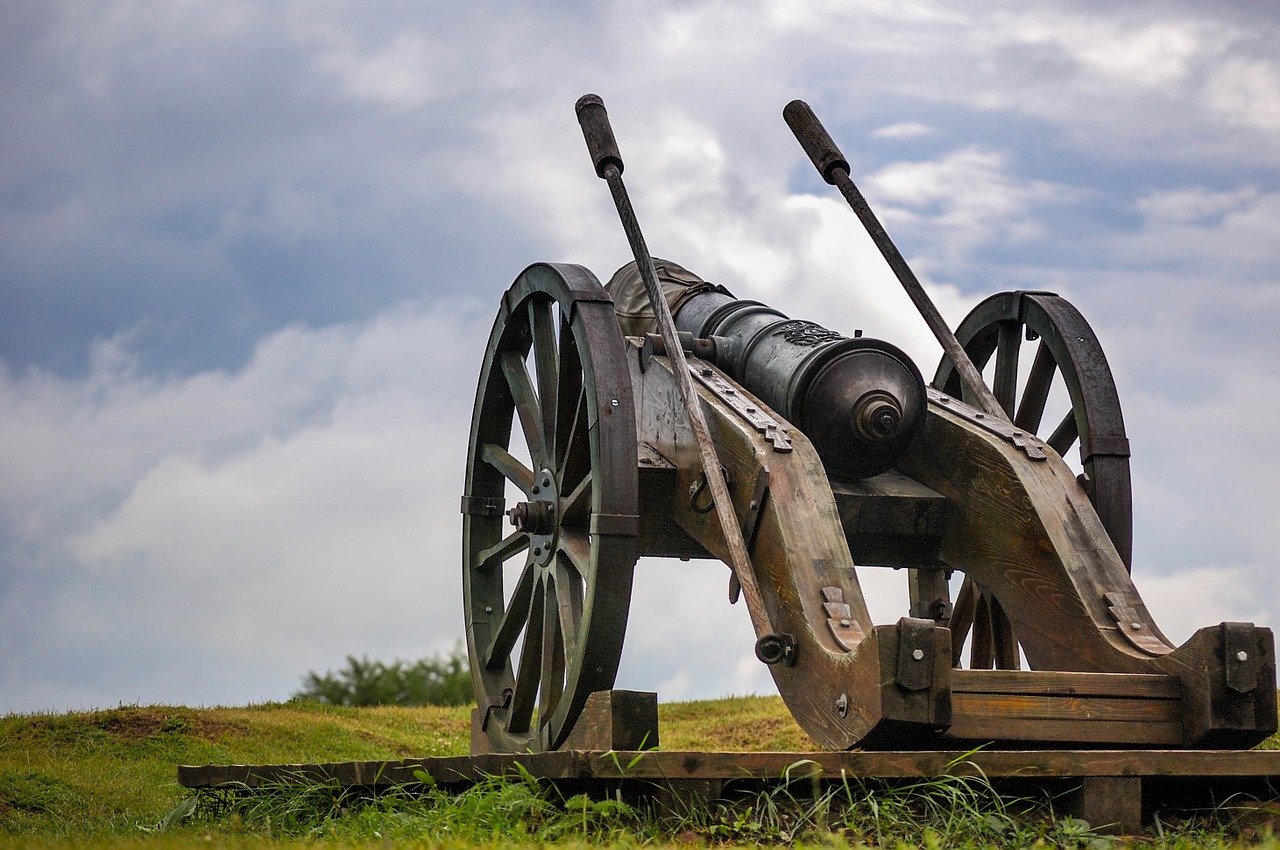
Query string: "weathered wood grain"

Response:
xmin=952 ymin=670 xmax=1180 ymax=699
xmin=179 ymin=748 xmax=1280 ymax=789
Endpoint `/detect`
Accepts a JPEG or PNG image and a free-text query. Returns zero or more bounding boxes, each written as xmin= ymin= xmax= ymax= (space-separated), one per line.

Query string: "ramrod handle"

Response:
xmin=575 ymin=94 xmax=624 ymax=178
xmin=575 ymin=93 xmax=777 ymax=642
xmin=783 ymin=99 xmax=849 ymax=184
xmin=784 ymin=99 xmax=1008 ymax=422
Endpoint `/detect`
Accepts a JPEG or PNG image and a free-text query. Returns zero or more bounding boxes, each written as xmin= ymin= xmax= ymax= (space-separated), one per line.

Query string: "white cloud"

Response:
xmin=5 ymin=0 xmax=1280 ymax=717
xmin=871 ymin=122 xmax=935 ymax=140
xmin=1139 ymin=565 xmax=1271 ymax=646
xmin=315 ymin=32 xmax=445 ymax=110
xmin=1136 ymin=185 xmax=1260 ymax=225
xmin=1205 ymin=56 xmax=1280 ymax=133
xmin=1 ymin=297 xmax=489 ymax=709
xmin=1123 ymin=185 xmax=1280 ymax=272
xmin=1003 ymin=15 xmax=1205 ymax=89
xmin=864 ymin=147 xmax=1074 ymax=269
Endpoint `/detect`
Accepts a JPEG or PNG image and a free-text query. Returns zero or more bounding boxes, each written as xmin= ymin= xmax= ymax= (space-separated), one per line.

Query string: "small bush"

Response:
xmin=293 ymin=646 xmax=472 ymax=707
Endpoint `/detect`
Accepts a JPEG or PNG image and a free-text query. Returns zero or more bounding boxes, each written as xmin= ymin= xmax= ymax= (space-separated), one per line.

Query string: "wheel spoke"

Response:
xmin=483 ymin=559 xmax=535 ymax=670
xmin=950 ymin=577 xmax=976 ymax=667
xmin=992 ymin=321 xmax=1020 ymax=419
xmin=1046 ymin=408 xmax=1079 ymax=457
xmin=559 ymin=474 xmax=592 ymax=526
xmin=554 ymin=551 xmax=584 ymax=662
xmin=1014 ymin=340 xmax=1055 ymax=434
xmin=539 ymin=574 xmax=566 ymax=724
xmin=989 ymin=592 xmax=1020 ymax=670
xmin=969 ymin=588 xmax=994 ymax=669
xmin=558 ymin=528 xmax=591 ymax=581
xmin=475 ymin=530 xmax=529 ymax=570
xmin=557 ymin=385 xmax=590 ymax=491
xmin=501 ymin=349 xmax=547 ymax=468
xmin=529 ymin=299 xmax=559 ymax=455
xmin=554 ymin=321 xmax=584 ymax=470
xmin=507 ymin=579 xmax=545 ymax=734
xmin=481 ymin=443 xmax=534 ymax=494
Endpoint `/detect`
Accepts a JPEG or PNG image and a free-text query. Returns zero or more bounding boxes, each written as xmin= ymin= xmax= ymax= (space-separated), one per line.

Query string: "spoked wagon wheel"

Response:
xmin=462 ymin=263 xmax=638 ymax=752
xmin=933 ymin=291 xmax=1132 ymax=669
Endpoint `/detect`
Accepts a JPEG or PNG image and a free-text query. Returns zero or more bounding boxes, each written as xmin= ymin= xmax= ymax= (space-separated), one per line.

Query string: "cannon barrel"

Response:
xmin=608 ymin=260 xmax=926 ymax=479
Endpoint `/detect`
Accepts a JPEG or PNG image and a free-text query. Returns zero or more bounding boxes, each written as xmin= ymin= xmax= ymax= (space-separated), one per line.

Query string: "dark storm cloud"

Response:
xmin=0 ymin=3 xmax=568 ymax=375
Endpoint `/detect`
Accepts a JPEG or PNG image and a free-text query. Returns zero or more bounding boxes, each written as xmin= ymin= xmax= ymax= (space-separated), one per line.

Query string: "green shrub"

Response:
xmin=293 ymin=646 xmax=472 ymax=707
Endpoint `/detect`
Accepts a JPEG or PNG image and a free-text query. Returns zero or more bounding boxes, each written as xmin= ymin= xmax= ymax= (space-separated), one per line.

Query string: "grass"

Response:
xmin=1 ymin=695 xmax=1278 ymax=848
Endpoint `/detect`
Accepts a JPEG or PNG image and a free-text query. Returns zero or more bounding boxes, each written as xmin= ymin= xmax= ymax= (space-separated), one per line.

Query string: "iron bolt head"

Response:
xmin=840 ymin=618 xmax=851 ymax=628
xmin=1130 ymin=622 xmax=1142 ymax=630
xmin=912 ymin=649 xmax=925 ymax=661
xmin=1238 ymin=650 xmax=1250 ymax=662
xmin=610 ymin=398 xmax=619 ymax=407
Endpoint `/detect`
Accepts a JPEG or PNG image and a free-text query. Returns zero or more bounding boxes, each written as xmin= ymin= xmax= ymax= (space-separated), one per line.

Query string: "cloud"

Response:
xmin=1 ymin=296 xmax=490 ymax=709
xmin=863 ymin=147 xmax=1076 ymax=271
xmin=4 ymin=0 xmax=1279 ymax=715
xmin=871 ymin=122 xmax=936 ymax=140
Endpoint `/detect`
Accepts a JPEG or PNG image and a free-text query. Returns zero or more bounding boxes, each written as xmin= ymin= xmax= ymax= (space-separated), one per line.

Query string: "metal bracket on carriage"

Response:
xmin=688 ymin=363 xmax=793 ymax=452
xmin=1223 ymin=621 xmax=1261 ymax=694
xmin=639 ymin=331 xmax=731 ymax=372
xmin=479 ymin=687 xmax=513 ymax=732
xmin=1105 ymin=591 xmax=1173 ymax=656
xmin=460 ymin=495 xmax=505 ymax=517
xmin=754 ymin=632 xmax=798 ymax=666
xmin=729 ymin=467 xmax=772 ymax=605
xmin=822 ymin=585 xmax=866 ymax=650
xmin=927 ymin=387 xmax=1047 ymax=460
xmin=895 ymin=617 xmax=937 ymax=692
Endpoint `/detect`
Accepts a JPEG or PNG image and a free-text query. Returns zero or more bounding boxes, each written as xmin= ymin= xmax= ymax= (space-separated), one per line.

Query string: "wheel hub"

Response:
xmin=507 ymin=468 xmax=559 ymax=566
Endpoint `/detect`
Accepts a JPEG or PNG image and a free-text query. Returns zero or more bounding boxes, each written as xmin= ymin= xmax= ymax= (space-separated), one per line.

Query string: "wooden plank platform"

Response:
xmin=180 ymin=749 xmax=1280 ymax=835
xmin=946 ymin=671 xmax=1186 ymax=746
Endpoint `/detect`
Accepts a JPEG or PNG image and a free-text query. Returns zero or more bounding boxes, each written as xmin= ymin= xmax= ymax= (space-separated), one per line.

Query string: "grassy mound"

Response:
xmin=2 ymin=696 xmax=1278 ymax=848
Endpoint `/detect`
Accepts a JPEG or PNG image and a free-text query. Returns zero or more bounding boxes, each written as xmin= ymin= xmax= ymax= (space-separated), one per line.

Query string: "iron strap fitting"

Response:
xmin=589 ymin=512 xmax=639 ymax=537
xmin=896 ymin=617 xmax=936 ymax=692
xmin=822 ymin=585 xmax=865 ymax=651
xmin=689 ymin=363 xmax=793 ymax=452
xmin=1223 ymin=621 xmax=1260 ymax=694
xmin=928 ymin=387 xmax=1047 ymax=461
xmin=1081 ymin=434 xmax=1132 ymax=462
xmin=729 ymin=467 xmax=771 ymax=605
xmin=640 ymin=331 xmax=728 ymax=372
xmin=461 ymin=495 xmax=506 ymax=517
xmin=1105 ymin=591 xmax=1172 ymax=656
xmin=480 ymin=687 xmax=513 ymax=731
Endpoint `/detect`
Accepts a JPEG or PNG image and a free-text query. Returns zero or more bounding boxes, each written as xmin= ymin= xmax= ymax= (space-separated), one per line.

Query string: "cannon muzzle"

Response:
xmin=608 ymin=260 xmax=926 ymax=479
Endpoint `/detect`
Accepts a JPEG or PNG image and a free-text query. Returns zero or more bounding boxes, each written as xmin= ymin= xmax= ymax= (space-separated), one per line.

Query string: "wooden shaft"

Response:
xmin=784 ymin=99 xmax=1007 ymax=421
xmin=601 ymin=164 xmax=773 ymax=638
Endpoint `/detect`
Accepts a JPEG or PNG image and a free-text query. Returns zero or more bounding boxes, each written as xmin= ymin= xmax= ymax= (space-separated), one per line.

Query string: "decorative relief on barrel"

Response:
xmin=772 ymin=320 xmax=845 ymax=347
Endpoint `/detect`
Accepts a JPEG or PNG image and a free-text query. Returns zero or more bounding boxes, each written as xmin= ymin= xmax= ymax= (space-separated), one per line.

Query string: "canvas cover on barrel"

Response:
xmin=605 ymin=258 xmax=733 ymax=337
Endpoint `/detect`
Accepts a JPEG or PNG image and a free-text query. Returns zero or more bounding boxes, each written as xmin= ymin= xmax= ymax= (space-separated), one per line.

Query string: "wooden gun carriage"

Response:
xmin=460 ymin=97 xmax=1277 ymax=755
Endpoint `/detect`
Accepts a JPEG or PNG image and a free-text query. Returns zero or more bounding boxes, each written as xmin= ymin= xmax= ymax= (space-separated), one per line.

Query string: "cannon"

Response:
xmin=461 ymin=96 xmax=1277 ymax=754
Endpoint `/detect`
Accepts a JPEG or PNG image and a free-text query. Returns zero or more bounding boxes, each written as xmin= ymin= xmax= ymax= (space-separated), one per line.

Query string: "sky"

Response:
xmin=3 ymin=1 xmax=1279 ymax=714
